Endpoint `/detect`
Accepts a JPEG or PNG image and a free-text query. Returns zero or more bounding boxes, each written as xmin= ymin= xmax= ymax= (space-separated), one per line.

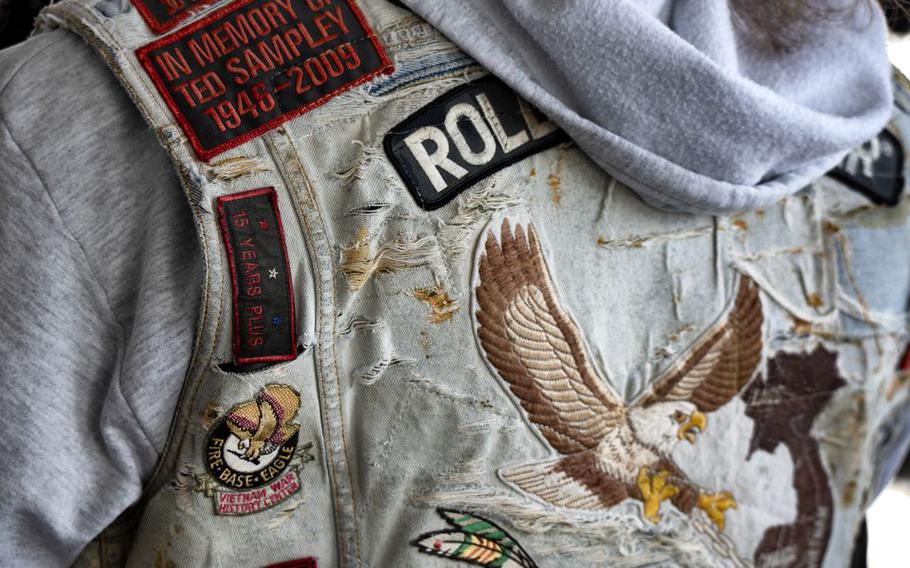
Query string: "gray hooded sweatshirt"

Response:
xmin=401 ymin=0 xmax=894 ymax=212
xmin=0 ymin=0 xmax=893 ymax=565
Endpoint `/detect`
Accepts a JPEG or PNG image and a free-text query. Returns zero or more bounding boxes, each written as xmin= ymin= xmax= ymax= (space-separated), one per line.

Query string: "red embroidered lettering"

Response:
xmin=137 ymin=0 xmax=392 ymax=160
xmin=216 ymin=188 xmax=297 ymax=364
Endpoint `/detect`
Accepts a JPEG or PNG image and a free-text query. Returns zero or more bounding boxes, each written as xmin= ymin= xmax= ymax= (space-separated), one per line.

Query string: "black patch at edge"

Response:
xmin=384 ymin=75 xmax=568 ymax=211
xmin=829 ymin=128 xmax=905 ymax=206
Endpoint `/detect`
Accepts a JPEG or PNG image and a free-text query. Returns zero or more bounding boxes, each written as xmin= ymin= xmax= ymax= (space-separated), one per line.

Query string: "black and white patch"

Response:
xmin=384 ymin=76 xmax=567 ymax=210
xmin=829 ymin=128 xmax=904 ymax=206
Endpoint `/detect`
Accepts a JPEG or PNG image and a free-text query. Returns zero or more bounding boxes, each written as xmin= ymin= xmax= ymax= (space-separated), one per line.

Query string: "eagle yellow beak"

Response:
xmin=678 ymin=411 xmax=707 ymax=444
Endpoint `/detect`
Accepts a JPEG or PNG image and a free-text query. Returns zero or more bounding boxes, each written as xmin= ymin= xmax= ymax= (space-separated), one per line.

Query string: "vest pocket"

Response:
xmin=215 ymin=342 xmax=309 ymax=374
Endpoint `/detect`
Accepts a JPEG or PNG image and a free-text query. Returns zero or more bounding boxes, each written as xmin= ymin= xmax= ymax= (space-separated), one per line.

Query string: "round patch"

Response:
xmin=204 ymin=383 xmax=302 ymax=490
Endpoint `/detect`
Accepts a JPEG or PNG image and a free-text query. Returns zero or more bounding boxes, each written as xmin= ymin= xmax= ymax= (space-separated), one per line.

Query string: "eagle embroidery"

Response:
xmin=474 ymin=220 xmax=763 ymax=530
xmin=224 ymin=384 xmax=301 ymax=463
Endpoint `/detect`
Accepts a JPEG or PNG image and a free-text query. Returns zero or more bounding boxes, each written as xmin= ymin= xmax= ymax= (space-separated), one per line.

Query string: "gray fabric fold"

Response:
xmin=401 ymin=0 xmax=894 ymax=213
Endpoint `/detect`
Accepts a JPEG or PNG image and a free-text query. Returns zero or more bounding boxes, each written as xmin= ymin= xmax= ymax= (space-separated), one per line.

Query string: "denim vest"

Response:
xmin=39 ymin=1 xmax=910 ymax=567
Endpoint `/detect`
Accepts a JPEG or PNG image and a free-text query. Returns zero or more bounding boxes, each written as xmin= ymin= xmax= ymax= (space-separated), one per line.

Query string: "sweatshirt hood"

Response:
xmin=399 ymin=0 xmax=894 ymax=213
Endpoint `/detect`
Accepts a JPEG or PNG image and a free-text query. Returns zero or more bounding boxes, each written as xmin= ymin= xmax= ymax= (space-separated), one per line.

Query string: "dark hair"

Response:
xmin=730 ymin=0 xmax=907 ymax=52
xmin=0 ymin=0 xmax=49 ymax=49
xmin=884 ymin=0 xmax=910 ymax=33
xmin=0 ymin=0 xmax=907 ymax=52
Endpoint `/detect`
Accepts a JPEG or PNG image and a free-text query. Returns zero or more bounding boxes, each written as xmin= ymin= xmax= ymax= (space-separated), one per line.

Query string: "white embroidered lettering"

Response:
xmin=519 ymin=97 xmax=558 ymax=139
xmin=476 ymin=93 xmax=529 ymax=152
xmin=403 ymin=126 xmax=469 ymax=193
xmin=444 ymin=102 xmax=496 ymax=166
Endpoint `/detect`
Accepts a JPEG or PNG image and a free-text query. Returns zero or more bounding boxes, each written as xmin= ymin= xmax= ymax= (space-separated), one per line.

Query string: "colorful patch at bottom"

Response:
xmin=201 ymin=384 xmax=314 ymax=515
xmin=413 ymin=509 xmax=538 ymax=568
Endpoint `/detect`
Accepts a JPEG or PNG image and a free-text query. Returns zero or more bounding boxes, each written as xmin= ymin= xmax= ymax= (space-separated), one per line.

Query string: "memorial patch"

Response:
xmin=136 ymin=0 xmax=392 ymax=160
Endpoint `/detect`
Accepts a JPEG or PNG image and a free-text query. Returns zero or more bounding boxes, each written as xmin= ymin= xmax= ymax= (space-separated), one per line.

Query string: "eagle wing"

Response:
xmin=634 ymin=276 xmax=763 ymax=412
xmin=251 ymin=396 xmax=279 ymax=444
xmin=225 ymin=384 xmax=301 ymax=443
xmin=475 ymin=219 xmax=625 ymax=455
xmin=226 ymin=400 xmax=260 ymax=440
xmin=258 ymin=384 xmax=301 ymax=444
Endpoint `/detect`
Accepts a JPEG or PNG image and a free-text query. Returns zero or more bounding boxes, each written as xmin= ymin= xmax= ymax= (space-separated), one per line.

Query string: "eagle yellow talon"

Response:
xmin=697 ymin=490 xmax=737 ymax=531
xmin=243 ymin=439 xmax=265 ymax=461
xmin=638 ymin=468 xmax=679 ymax=523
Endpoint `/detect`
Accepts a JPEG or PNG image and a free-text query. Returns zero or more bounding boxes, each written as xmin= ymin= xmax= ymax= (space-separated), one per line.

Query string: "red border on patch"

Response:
xmin=135 ymin=0 xmax=394 ymax=162
xmin=130 ymin=0 xmax=221 ymax=34
xmin=216 ymin=187 xmax=298 ymax=365
xmin=263 ymin=559 xmax=317 ymax=568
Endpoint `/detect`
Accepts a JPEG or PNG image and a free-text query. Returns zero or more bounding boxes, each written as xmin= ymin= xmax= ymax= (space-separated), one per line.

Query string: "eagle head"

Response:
xmin=629 ymin=401 xmax=706 ymax=454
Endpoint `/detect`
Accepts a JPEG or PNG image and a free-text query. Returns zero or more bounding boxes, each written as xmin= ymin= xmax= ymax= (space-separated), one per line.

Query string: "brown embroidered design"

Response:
xmin=742 ymin=347 xmax=846 ymax=568
xmin=222 ymin=384 xmax=301 ymax=462
xmin=474 ymin=219 xmax=763 ymax=529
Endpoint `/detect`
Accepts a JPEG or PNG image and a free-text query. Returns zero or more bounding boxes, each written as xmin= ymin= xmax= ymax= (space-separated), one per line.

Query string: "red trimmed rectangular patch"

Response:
xmin=136 ymin=0 xmax=392 ymax=161
xmin=131 ymin=0 xmax=220 ymax=34
xmin=217 ymin=187 xmax=297 ymax=364
xmin=263 ymin=559 xmax=317 ymax=568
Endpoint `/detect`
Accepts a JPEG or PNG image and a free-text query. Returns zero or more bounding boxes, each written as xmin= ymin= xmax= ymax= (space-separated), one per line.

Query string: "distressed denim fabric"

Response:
xmin=37 ymin=1 xmax=910 ymax=567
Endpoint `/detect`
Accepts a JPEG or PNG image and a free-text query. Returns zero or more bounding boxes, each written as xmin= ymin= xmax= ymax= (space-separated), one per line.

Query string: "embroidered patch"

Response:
xmin=829 ymin=128 xmax=904 ymax=206
xmin=412 ymin=508 xmax=538 ymax=568
xmin=203 ymin=384 xmax=314 ymax=515
xmin=263 ymin=559 xmax=318 ymax=568
xmin=131 ymin=0 xmax=220 ymax=34
xmin=136 ymin=0 xmax=393 ymax=161
xmin=473 ymin=219 xmax=764 ymax=530
xmin=742 ymin=347 xmax=846 ymax=568
xmin=217 ymin=187 xmax=296 ymax=364
xmin=384 ymin=76 xmax=567 ymax=210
